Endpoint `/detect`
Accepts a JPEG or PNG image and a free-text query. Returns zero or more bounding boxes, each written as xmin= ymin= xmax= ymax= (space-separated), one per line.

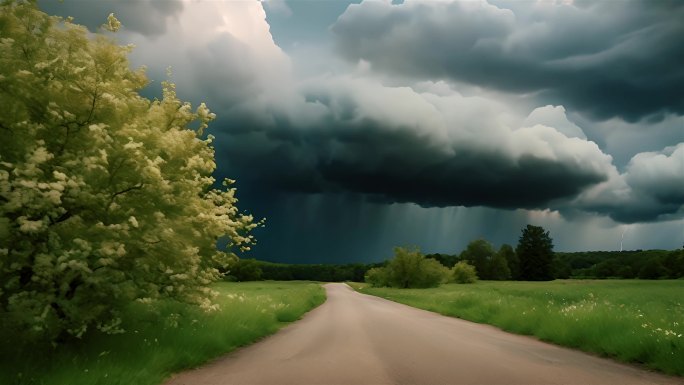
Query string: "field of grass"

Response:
xmin=0 ymin=281 xmax=325 ymax=385
xmin=352 ymin=280 xmax=684 ymax=376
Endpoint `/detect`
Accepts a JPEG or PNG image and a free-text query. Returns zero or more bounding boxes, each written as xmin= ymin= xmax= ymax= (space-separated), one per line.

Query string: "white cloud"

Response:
xmin=523 ymin=105 xmax=586 ymax=140
xmin=571 ymin=143 xmax=684 ymax=222
xmin=120 ymin=0 xmax=293 ymax=108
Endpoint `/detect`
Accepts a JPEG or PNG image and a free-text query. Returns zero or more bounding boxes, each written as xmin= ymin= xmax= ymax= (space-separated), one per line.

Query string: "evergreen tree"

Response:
xmin=516 ymin=225 xmax=554 ymax=281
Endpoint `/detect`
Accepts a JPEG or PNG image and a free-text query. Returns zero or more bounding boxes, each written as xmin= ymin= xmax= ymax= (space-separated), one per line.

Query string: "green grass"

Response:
xmin=0 ymin=281 xmax=325 ymax=385
xmin=353 ymin=280 xmax=684 ymax=376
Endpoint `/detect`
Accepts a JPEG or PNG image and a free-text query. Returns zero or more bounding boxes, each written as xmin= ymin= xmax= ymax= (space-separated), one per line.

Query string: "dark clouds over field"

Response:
xmin=41 ymin=0 xmax=684 ymax=262
xmin=332 ymin=0 xmax=684 ymax=122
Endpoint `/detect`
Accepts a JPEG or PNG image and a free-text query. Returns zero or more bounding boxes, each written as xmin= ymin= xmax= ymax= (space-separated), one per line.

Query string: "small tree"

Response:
xmin=414 ymin=258 xmax=451 ymax=288
xmin=460 ymin=239 xmax=495 ymax=279
xmin=364 ymin=247 xmax=449 ymax=288
xmin=386 ymin=247 xmax=424 ymax=288
xmin=0 ymin=2 xmax=257 ymax=341
xmin=489 ymin=252 xmax=511 ymax=280
xmin=516 ymin=225 xmax=554 ymax=281
xmin=498 ymin=244 xmax=520 ymax=280
xmin=451 ymin=261 xmax=478 ymax=284
xmin=364 ymin=267 xmax=389 ymax=287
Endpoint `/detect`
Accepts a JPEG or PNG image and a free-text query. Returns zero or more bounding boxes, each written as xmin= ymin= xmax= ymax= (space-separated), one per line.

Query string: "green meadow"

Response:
xmin=352 ymin=280 xmax=684 ymax=376
xmin=0 ymin=281 xmax=325 ymax=385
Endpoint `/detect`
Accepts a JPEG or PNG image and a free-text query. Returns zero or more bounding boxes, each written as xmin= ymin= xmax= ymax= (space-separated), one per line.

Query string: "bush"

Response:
xmin=451 ymin=261 xmax=478 ymax=284
xmin=413 ymin=258 xmax=451 ymax=288
xmin=365 ymin=247 xmax=449 ymax=288
xmin=365 ymin=267 xmax=389 ymax=288
xmin=229 ymin=259 xmax=263 ymax=282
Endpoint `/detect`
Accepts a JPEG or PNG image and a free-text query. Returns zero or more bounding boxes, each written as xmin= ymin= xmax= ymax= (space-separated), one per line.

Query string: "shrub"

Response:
xmin=451 ymin=261 xmax=478 ymax=284
xmin=230 ymin=259 xmax=263 ymax=282
xmin=365 ymin=247 xmax=449 ymax=288
xmin=365 ymin=267 xmax=389 ymax=288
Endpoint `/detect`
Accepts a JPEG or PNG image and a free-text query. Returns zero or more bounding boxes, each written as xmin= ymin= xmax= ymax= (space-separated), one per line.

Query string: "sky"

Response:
xmin=39 ymin=0 xmax=684 ymax=263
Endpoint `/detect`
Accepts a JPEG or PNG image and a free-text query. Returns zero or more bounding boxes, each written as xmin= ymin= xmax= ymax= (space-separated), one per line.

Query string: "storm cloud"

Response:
xmin=88 ymin=0 xmax=677 ymax=224
xmin=38 ymin=0 xmax=684 ymax=259
xmin=213 ymin=76 xmax=614 ymax=210
xmin=331 ymin=0 xmax=684 ymax=122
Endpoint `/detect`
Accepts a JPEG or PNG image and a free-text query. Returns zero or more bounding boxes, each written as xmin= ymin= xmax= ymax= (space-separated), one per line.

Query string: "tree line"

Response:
xmin=229 ymin=224 xmax=684 ymax=283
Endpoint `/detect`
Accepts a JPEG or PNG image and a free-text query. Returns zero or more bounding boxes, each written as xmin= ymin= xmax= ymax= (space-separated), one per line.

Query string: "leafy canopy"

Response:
xmin=0 ymin=1 xmax=257 ymax=341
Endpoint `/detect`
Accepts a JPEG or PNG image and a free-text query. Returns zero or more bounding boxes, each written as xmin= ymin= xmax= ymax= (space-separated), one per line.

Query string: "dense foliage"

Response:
xmin=558 ymin=249 xmax=684 ymax=279
xmin=459 ymin=239 xmax=511 ymax=280
xmin=231 ymin=247 xmax=683 ymax=283
xmin=365 ymin=247 xmax=449 ymax=288
xmin=498 ymin=244 xmax=520 ymax=280
xmin=450 ymin=261 xmax=478 ymax=284
xmin=516 ymin=225 xmax=555 ymax=281
xmin=0 ymin=2 xmax=256 ymax=341
xmin=227 ymin=259 xmax=375 ymax=282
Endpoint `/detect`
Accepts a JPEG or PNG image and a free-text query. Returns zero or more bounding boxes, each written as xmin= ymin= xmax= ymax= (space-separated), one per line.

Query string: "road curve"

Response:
xmin=165 ymin=283 xmax=683 ymax=385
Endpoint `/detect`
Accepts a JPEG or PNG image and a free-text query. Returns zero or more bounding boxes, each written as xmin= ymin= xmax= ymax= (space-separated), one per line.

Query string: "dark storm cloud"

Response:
xmin=213 ymin=77 xmax=613 ymax=211
xmin=319 ymin=151 xmax=605 ymax=209
xmin=38 ymin=0 xmax=183 ymax=36
xmin=331 ymin=0 xmax=684 ymax=122
xmin=61 ymin=0 xmax=678 ymax=226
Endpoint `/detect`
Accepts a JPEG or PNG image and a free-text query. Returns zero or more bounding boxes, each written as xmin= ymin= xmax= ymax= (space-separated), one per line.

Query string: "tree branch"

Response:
xmin=107 ymin=183 xmax=144 ymax=210
xmin=49 ymin=211 xmax=73 ymax=226
xmin=111 ymin=183 xmax=144 ymax=199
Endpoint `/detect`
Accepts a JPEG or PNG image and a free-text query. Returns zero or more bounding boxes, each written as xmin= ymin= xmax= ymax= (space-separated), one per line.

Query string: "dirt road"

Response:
xmin=165 ymin=283 xmax=682 ymax=385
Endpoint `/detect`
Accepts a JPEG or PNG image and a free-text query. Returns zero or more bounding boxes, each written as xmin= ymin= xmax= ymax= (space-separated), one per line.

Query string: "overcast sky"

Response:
xmin=40 ymin=0 xmax=684 ymax=263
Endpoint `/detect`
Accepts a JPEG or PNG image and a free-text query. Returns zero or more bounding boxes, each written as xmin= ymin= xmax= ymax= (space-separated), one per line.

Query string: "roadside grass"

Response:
xmin=0 ymin=281 xmax=325 ymax=385
xmin=353 ymin=280 xmax=684 ymax=376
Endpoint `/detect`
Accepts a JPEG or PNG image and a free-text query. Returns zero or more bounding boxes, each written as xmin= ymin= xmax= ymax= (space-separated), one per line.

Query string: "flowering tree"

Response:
xmin=0 ymin=1 xmax=257 ymax=340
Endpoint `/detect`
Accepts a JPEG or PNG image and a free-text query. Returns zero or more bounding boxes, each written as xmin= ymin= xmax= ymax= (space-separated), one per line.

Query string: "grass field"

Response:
xmin=351 ymin=280 xmax=684 ymax=376
xmin=0 ymin=281 xmax=325 ymax=385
